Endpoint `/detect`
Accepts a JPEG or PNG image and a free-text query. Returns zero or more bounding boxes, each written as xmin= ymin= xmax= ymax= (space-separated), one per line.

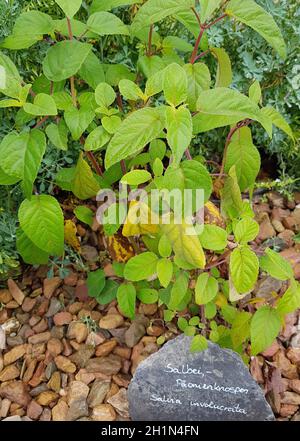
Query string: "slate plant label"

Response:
xmin=128 ymin=335 xmax=275 ymax=421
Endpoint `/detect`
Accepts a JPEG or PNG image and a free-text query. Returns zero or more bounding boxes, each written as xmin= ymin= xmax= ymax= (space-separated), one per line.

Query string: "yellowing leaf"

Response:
xmin=107 ymin=232 xmax=135 ymax=263
xmin=204 ymin=201 xmax=226 ymax=228
xmin=122 ymin=200 xmax=159 ymax=237
xmin=64 ymin=220 xmax=81 ymax=252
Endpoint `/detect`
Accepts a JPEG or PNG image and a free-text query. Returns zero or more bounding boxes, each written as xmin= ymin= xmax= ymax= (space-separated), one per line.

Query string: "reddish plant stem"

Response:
xmin=33 ymin=116 xmax=49 ymax=129
xmin=120 ymin=160 xmax=127 ymax=175
xmin=194 ymin=50 xmax=210 ymax=62
xmin=207 ymin=13 xmax=227 ymax=28
xmin=66 ymin=17 xmax=73 ymax=39
xmin=86 ymin=151 xmax=104 ymax=177
xmin=185 ymin=148 xmax=193 ymax=160
xmin=219 ymin=119 xmax=252 ymax=177
xmin=147 ymin=24 xmax=154 ymax=56
xmin=70 ymin=76 xmax=77 ymax=107
xmin=190 ymin=26 xmax=206 ymax=64
xmin=191 ymin=7 xmax=202 ymax=28
xmin=78 ymin=29 xmax=88 ymax=40
xmin=116 ymin=93 xmax=124 ymax=112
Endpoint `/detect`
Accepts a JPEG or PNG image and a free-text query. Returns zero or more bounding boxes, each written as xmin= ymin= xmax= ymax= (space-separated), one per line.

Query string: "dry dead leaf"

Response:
xmin=64 ymin=220 xmax=81 ymax=252
xmin=106 ymin=233 xmax=135 ymax=263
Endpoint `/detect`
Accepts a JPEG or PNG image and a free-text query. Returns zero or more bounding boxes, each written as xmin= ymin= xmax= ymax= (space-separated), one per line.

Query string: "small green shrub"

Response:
xmin=0 ymin=0 xmax=298 ymax=357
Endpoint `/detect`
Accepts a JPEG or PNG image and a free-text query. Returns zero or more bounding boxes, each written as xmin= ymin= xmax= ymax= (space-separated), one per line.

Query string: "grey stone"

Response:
xmin=128 ymin=335 xmax=275 ymax=421
xmin=87 ymin=379 xmax=111 ymax=407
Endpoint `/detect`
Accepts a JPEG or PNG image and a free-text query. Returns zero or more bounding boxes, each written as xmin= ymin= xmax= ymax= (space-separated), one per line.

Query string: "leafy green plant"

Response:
xmin=0 ymin=0 xmax=298 ymax=357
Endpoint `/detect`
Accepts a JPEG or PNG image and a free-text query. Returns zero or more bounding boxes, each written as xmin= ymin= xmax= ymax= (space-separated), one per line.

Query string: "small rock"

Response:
xmin=278 ymin=230 xmax=295 ymax=247
xmin=68 ymin=302 xmax=84 ymax=315
xmin=290 ymin=333 xmax=300 ymax=349
xmin=52 ymin=399 xmax=69 ymax=421
xmin=254 ymin=277 xmax=282 ymax=301
xmin=274 ymin=350 xmax=298 ymax=379
xmin=64 ymin=271 xmax=78 ymax=286
xmin=7 ymin=279 xmax=25 ymax=305
xmin=257 ymin=213 xmax=276 ymax=241
xmin=55 ymin=355 xmax=76 ymax=374
xmin=95 ymin=340 xmax=118 ymax=357
xmin=281 ymin=391 xmax=300 ymax=406
xmin=36 ymin=391 xmax=58 ymax=406
xmin=39 ymin=408 xmax=52 ymax=421
xmin=27 ymin=400 xmax=43 ymax=420
xmin=289 ymin=379 xmax=300 ymax=394
xmin=125 ymin=322 xmax=146 ymax=348
xmin=291 ymin=412 xmax=300 ymax=422
xmin=0 ymin=381 xmax=30 ymax=407
xmin=113 ymin=346 xmax=132 ymax=360
xmin=0 ymin=364 xmax=20 ymax=382
xmin=43 ymin=277 xmax=62 ymax=299
xmin=47 ymin=371 xmax=61 ymax=393
xmin=261 ymin=341 xmax=280 ymax=358
xmin=53 ymin=312 xmax=73 ymax=326
xmin=0 ymin=289 xmax=12 ymax=304
xmin=3 ymin=345 xmax=26 ymax=366
xmin=2 ymin=415 xmax=22 ymax=421
xmin=87 ymin=379 xmax=111 ymax=407
xmin=271 ymin=219 xmax=285 ymax=233
xmin=107 ymin=388 xmax=129 ymax=418
xmin=86 ymin=354 xmax=122 ymax=375
xmin=280 ymin=404 xmax=298 ymax=418
xmin=81 ymin=245 xmax=99 ymax=262
xmin=66 ymin=381 xmax=89 ymax=421
xmin=85 ymin=332 xmax=106 ymax=347
xmin=28 ymin=331 xmax=51 ymax=345
xmin=70 ymin=345 xmax=95 ymax=368
xmin=47 ymin=338 xmax=63 ymax=357
xmin=50 ymin=326 xmax=65 ymax=340
xmin=28 ymin=361 xmax=46 ymax=388
xmin=99 ymin=314 xmax=124 ymax=330
xmin=286 ymin=348 xmax=300 ymax=365
xmin=33 ymin=318 xmax=48 ymax=333
xmin=138 ymin=303 xmax=158 ymax=316
xmin=67 ymin=322 xmax=88 ymax=344
xmin=22 ymin=297 xmax=37 ymax=313
xmin=0 ymin=398 xmax=11 ymax=418
xmin=46 ymin=298 xmax=63 ymax=317
xmin=92 ymin=404 xmax=116 ymax=421
xmin=282 ymin=216 xmax=296 ymax=231
xmin=75 ymin=370 xmax=95 ymax=385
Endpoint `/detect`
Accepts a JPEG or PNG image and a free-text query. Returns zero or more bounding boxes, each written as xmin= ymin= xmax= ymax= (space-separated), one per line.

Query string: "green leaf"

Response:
xmin=163 ymin=63 xmax=187 ymax=107
xmin=105 ymin=64 xmax=135 ymax=86
xmin=157 ymin=258 xmax=173 ymax=288
xmin=226 ymin=0 xmax=286 ymax=59
xmin=137 ymin=288 xmax=159 ymax=304
xmin=43 ymin=40 xmax=92 ymax=82
xmin=1 ymin=35 xmax=41 ymax=50
xmin=119 ymin=79 xmax=144 ymax=101
xmin=162 ymin=218 xmax=206 ymax=269
xmin=138 ymin=55 xmax=165 ymax=80
xmin=64 ymin=106 xmax=95 ymax=141
xmin=200 ymin=0 xmax=223 ymax=23
xmin=55 ymin=0 xmax=82 ymax=18
xmin=101 ymin=116 xmax=122 ymax=134
xmin=97 ymin=279 xmax=119 ymax=305
xmin=0 ymin=129 xmax=46 ymax=197
xmin=195 ymin=272 xmax=218 ymax=305
xmin=13 ymin=11 xmax=55 ymax=36
xmin=178 ymin=317 xmax=188 ymax=331
xmin=224 ymin=127 xmax=261 ymax=192
xmin=72 ymin=153 xmax=101 ymax=200
xmin=16 ymin=228 xmax=49 ymax=265
xmin=162 ymin=36 xmax=193 ymax=53
xmin=18 ymin=195 xmax=64 ymax=255
xmin=105 ymin=107 xmax=165 ymax=168
xmin=121 ymin=170 xmax=152 ymax=186
xmin=199 ymin=225 xmax=228 ymax=250
xmin=250 ymin=306 xmax=281 ymax=355
xmin=190 ymin=335 xmax=208 ymax=352
xmin=169 ymin=271 xmax=189 ymax=310
xmin=74 ymin=206 xmax=94 ymax=227
xmin=249 ymin=80 xmax=262 ymax=105
xmin=234 ymin=217 xmax=259 ymax=244
xmin=159 ymin=160 xmax=212 ymax=207
xmin=24 ymin=93 xmax=57 ymax=116
xmin=78 ymin=52 xmax=105 ymax=89
xmin=52 ymin=91 xmax=73 ymax=111
xmin=22 ymin=130 xmax=46 ymax=199
xmin=158 ymin=235 xmax=172 ymax=258
xmin=46 ymin=120 xmax=68 ymax=151
xmin=196 ymin=87 xmax=272 ymax=136
xmin=131 ymin=0 xmax=195 ymax=35
xmin=183 ymin=63 xmax=211 ymax=111
xmin=90 ymin=0 xmax=143 ymax=13
xmin=184 ymin=326 xmax=196 ymax=336
xmin=166 ymin=106 xmax=192 ymax=165
xmin=124 ymin=252 xmax=159 ymax=282
xmin=84 ymin=126 xmax=110 ymax=152
xmin=175 ymin=10 xmax=202 ymax=39
xmin=260 ymin=247 xmax=293 ymax=281
xmin=221 ymin=304 xmax=237 ymax=324
xmin=117 ymin=283 xmax=136 ymax=319
xmin=95 ymin=82 xmax=116 ymax=108
xmin=210 ymin=48 xmax=232 ymax=88
xmin=152 ymin=158 xmax=163 ymax=177
xmin=221 ymin=166 xmax=243 ymax=220
xmin=149 ymin=139 xmax=166 ymax=161
xmin=230 ymin=245 xmax=259 ymax=294
xmin=0 ymin=51 xmax=22 ymax=99
xmin=87 ymin=12 xmax=129 ymax=36
xmin=205 ymin=302 xmax=217 ymax=319
xmin=87 ymin=269 xmax=106 ymax=298
xmin=277 ymin=281 xmax=300 ymax=318
xmin=261 ymin=106 xmax=294 ymax=141
xmin=231 ymin=311 xmax=251 ymax=348
xmin=145 ymin=68 xmax=165 ymax=96
xmin=0 ymin=167 xmax=20 ymax=186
